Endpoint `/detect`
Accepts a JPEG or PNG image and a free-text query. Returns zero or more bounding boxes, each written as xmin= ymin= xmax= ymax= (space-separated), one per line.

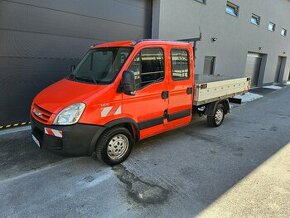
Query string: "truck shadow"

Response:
xmin=126 ymin=108 xmax=290 ymax=215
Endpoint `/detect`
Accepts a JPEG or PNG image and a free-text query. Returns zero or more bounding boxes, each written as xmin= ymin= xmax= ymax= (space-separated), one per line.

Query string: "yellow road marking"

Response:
xmin=0 ymin=122 xmax=31 ymax=129
xmin=0 ymin=121 xmax=30 ymax=130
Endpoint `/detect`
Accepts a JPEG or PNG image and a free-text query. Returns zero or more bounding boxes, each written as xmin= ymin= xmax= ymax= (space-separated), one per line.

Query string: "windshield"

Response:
xmin=69 ymin=47 xmax=133 ymax=84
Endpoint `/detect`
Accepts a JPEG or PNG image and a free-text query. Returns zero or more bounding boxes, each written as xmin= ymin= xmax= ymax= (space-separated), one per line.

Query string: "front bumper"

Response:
xmin=31 ymin=117 xmax=105 ymax=156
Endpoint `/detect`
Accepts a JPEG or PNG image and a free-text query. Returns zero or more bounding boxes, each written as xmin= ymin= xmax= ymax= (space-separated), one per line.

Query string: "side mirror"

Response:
xmin=70 ymin=65 xmax=76 ymax=73
xmin=122 ymin=71 xmax=136 ymax=96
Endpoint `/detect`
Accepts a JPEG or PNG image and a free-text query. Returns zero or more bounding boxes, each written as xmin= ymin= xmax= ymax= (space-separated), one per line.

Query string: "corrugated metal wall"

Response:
xmin=0 ymin=0 xmax=152 ymax=127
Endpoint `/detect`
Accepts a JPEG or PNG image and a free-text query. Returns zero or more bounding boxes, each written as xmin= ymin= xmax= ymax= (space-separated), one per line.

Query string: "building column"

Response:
xmin=151 ymin=0 xmax=161 ymax=39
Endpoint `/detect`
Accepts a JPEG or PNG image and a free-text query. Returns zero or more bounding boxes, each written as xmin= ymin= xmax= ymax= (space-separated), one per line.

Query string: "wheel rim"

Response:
xmin=107 ymin=134 xmax=129 ymax=160
xmin=215 ymin=108 xmax=224 ymax=125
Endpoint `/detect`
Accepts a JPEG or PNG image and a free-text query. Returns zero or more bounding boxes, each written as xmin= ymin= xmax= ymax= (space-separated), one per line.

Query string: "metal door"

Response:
xmin=245 ymin=53 xmax=262 ymax=87
xmin=275 ymin=57 xmax=286 ymax=83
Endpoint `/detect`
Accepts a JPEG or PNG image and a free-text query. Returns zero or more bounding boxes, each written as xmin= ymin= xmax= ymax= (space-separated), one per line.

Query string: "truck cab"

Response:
xmin=31 ymin=40 xmax=248 ymax=165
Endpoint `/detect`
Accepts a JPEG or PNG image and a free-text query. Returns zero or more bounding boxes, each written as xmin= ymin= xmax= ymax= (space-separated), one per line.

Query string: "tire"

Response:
xmin=96 ymin=126 xmax=134 ymax=166
xmin=207 ymin=104 xmax=225 ymax=127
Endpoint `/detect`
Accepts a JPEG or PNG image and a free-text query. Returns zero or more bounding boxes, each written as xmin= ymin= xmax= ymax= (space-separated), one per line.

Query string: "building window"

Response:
xmin=281 ymin=28 xmax=287 ymax=37
xmin=128 ymin=48 xmax=164 ymax=89
xmin=193 ymin=0 xmax=206 ymax=4
xmin=226 ymin=1 xmax=239 ymax=17
xmin=171 ymin=49 xmax=190 ymax=80
xmin=268 ymin=22 xmax=276 ymax=32
xmin=251 ymin=14 xmax=260 ymax=26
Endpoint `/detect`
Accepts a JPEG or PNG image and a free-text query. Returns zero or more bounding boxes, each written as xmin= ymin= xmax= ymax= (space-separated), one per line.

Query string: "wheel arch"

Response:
xmin=220 ymin=99 xmax=230 ymax=114
xmin=205 ymin=99 xmax=230 ymax=116
xmin=89 ymin=118 xmax=140 ymax=155
xmin=105 ymin=118 xmax=140 ymax=142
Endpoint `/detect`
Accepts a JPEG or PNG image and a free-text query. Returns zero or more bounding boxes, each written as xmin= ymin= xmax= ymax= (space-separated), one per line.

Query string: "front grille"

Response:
xmin=32 ymin=104 xmax=52 ymax=124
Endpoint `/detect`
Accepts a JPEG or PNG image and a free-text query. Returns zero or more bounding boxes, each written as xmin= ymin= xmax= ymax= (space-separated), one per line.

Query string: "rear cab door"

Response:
xmin=166 ymin=45 xmax=194 ymax=129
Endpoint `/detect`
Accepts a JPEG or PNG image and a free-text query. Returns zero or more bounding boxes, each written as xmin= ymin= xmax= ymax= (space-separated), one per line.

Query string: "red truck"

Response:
xmin=31 ymin=40 xmax=249 ymax=165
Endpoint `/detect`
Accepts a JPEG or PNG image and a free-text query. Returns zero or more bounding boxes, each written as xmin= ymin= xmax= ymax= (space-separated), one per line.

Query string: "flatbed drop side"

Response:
xmin=194 ymin=75 xmax=250 ymax=106
xmin=31 ymin=40 xmax=250 ymax=165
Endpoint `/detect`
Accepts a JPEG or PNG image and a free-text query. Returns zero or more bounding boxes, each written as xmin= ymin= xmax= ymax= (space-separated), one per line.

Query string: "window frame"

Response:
xmin=128 ymin=47 xmax=165 ymax=90
xmin=250 ymin=14 xmax=260 ymax=26
xmin=281 ymin=28 xmax=287 ymax=37
xmin=268 ymin=22 xmax=276 ymax=32
xmin=225 ymin=1 xmax=239 ymax=17
xmin=193 ymin=0 xmax=206 ymax=4
xmin=170 ymin=48 xmax=190 ymax=81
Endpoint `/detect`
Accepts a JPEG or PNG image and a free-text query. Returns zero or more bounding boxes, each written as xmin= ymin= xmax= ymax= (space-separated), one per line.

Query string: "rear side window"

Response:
xmin=128 ymin=48 xmax=164 ymax=89
xmin=171 ymin=49 xmax=190 ymax=80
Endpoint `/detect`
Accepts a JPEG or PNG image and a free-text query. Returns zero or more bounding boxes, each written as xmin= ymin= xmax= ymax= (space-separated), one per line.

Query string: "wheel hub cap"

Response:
xmin=215 ymin=108 xmax=224 ymax=125
xmin=107 ymin=134 xmax=129 ymax=160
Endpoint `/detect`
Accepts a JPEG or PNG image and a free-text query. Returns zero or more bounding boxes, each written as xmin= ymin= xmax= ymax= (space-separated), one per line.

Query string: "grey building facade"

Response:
xmin=0 ymin=0 xmax=289 ymax=127
xmin=152 ymin=0 xmax=290 ymax=86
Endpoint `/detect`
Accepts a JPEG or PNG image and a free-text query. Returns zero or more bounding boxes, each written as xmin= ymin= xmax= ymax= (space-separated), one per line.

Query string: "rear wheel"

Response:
xmin=96 ymin=127 xmax=134 ymax=166
xmin=207 ymin=104 xmax=225 ymax=127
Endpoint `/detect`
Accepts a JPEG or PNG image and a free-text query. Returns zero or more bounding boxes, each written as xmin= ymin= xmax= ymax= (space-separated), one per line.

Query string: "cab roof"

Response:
xmin=92 ymin=39 xmax=192 ymax=48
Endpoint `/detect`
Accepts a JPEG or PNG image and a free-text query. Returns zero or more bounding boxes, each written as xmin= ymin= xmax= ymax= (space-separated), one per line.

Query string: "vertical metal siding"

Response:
xmin=0 ymin=0 xmax=152 ymax=127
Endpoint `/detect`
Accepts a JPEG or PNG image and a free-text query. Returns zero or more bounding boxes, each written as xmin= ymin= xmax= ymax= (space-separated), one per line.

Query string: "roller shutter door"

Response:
xmin=0 ymin=0 xmax=152 ymax=128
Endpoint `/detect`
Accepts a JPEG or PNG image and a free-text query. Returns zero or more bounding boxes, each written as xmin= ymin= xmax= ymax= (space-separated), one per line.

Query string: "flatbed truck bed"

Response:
xmin=194 ymin=75 xmax=250 ymax=106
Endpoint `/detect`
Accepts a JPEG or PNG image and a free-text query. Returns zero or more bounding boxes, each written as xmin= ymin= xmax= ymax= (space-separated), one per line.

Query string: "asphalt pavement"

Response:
xmin=0 ymin=86 xmax=290 ymax=218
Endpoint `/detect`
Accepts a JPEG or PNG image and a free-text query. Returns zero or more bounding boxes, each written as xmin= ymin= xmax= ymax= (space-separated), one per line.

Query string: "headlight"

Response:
xmin=53 ymin=103 xmax=85 ymax=125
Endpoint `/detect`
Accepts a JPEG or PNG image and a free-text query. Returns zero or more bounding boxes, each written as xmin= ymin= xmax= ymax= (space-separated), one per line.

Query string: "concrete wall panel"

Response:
xmin=153 ymin=0 xmax=290 ymax=84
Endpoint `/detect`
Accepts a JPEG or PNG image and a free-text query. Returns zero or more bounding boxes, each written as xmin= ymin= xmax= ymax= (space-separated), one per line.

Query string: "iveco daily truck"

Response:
xmin=31 ymin=40 xmax=250 ymax=165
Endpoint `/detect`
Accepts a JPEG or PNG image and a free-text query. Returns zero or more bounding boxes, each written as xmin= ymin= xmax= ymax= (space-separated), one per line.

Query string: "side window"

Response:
xmin=128 ymin=48 xmax=164 ymax=89
xmin=171 ymin=49 xmax=190 ymax=80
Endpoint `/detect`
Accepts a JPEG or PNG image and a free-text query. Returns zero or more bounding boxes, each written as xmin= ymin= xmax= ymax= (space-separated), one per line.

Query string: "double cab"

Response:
xmin=31 ymin=40 xmax=250 ymax=165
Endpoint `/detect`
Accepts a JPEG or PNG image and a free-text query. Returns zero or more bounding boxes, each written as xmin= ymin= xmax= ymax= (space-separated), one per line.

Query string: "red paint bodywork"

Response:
xmin=31 ymin=40 xmax=195 ymax=140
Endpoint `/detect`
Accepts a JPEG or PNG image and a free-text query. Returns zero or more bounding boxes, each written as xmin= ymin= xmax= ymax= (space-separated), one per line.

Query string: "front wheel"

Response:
xmin=96 ymin=127 xmax=134 ymax=166
xmin=207 ymin=104 xmax=225 ymax=127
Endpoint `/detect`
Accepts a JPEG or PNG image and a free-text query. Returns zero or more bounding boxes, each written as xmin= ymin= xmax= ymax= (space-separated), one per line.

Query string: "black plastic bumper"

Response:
xmin=31 ymin=117 xmax=105 ymax=156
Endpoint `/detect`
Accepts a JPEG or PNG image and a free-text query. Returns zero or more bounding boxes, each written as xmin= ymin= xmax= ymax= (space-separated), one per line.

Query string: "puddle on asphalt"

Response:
xmin=112 ymin=165 xmax=170 ymax=206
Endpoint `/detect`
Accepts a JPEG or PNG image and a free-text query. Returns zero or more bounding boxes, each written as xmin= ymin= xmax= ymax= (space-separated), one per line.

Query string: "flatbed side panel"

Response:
xmin=194 ymin=77 xmax=250 ymax=106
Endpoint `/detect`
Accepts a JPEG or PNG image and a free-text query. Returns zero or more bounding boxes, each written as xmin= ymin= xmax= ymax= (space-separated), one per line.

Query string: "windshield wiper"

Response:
xmin=74 ymin=75 xmax=98 ymax=84
xmin=67 ymin=74 xmax=76 ymax=80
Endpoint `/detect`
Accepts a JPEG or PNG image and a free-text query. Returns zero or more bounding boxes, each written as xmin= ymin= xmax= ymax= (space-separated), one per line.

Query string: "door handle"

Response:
xmin=186 ymin=87 xmax=193 ymax=95
xmin=161 ymin=91 xmax=169 ymax=99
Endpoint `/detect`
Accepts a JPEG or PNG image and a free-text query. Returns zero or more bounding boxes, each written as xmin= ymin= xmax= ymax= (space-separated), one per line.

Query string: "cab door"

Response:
xmin=167 ymin=48 xmax=193 ymax=129
xmin=122 ymin=47 xmax=169 ymax=139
